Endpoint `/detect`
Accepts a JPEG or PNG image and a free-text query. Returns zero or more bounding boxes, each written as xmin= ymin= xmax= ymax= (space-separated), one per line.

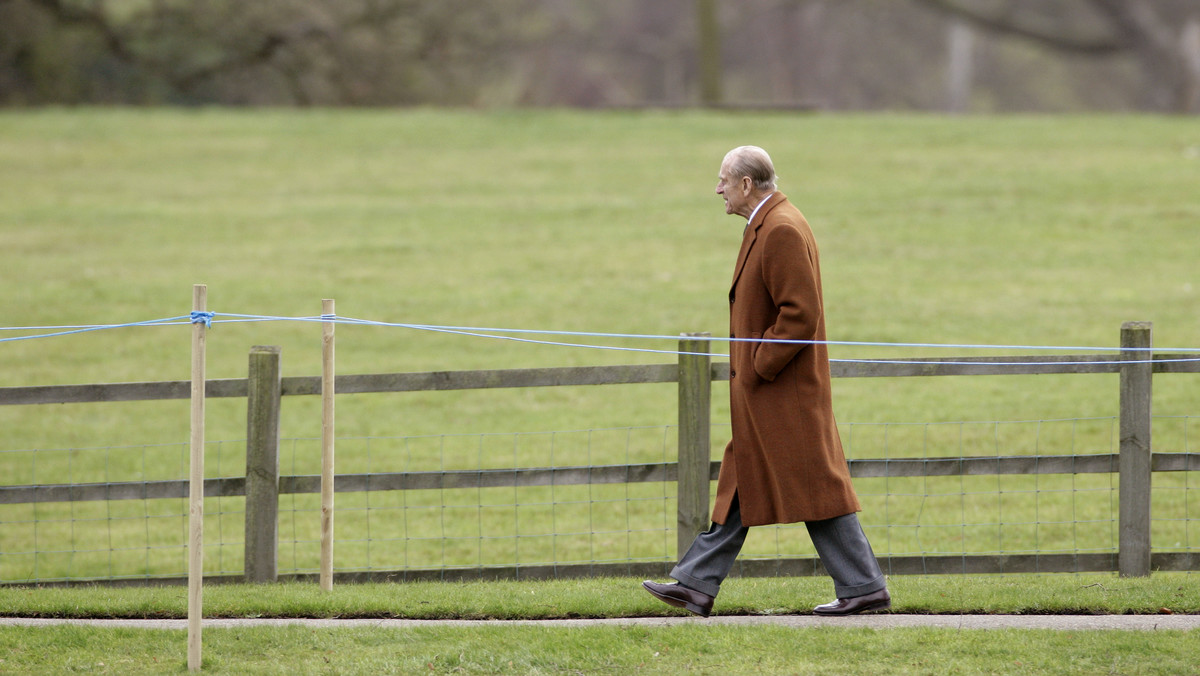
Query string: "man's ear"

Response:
xmin=741 ymin=176 xmax=752 ymax=194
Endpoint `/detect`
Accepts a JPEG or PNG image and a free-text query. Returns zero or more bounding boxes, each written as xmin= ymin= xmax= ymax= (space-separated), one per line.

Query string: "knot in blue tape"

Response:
xmin=190 ymin=311 xmax=215 ymax=328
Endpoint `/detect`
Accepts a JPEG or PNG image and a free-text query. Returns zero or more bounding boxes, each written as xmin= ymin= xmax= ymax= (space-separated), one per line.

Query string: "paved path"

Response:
xmin=4 ymin=615 xmax=1198 ymax=631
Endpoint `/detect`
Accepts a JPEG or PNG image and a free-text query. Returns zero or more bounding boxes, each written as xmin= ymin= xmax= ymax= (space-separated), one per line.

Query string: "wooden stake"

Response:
xmin=676 ymin=333 xmax=712 ymax=560
xmin=188 ymin=284 xmax=207 ymax=672
xmin=320 ymin=299 xmax=335 ymax=591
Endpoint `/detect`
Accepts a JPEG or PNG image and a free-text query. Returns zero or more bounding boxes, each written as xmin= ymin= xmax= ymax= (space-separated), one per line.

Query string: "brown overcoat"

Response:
xmin=712 ymin=192 xmax=860 ymax=527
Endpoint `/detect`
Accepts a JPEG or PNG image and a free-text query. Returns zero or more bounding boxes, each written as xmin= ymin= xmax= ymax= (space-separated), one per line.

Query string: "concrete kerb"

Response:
xmin=4 ymin=615 xmax=1199 ymax=631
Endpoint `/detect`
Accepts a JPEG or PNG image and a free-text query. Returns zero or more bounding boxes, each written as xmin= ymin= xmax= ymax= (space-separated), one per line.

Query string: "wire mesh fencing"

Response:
xmin=3 ymin=416 xmax=1197 ymax=585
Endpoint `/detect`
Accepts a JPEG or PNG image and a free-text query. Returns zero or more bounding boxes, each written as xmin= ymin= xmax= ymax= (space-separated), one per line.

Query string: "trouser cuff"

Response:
xmin=835 ymin=574 xmax=887 ymax=599
xmin=669 ymin=567 xmax=720 ymax=598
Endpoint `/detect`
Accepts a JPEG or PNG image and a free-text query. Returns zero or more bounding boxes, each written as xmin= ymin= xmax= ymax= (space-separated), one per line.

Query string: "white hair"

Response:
xmin=724 ymin=146 xmax=777 ymax=191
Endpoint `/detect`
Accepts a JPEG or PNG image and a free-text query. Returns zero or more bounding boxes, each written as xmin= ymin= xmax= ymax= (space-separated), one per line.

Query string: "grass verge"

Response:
xmin=3 ymin=623 xmax=1199 ymax=675
xmin=1 ymin=575 xmax=1198 ymax=674
xmin=2 ymin=573 xmax=1197 ymax=619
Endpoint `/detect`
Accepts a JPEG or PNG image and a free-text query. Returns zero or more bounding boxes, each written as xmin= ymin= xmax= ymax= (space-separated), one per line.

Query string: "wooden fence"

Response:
xmin=2 ymin=321 xmax=1199 ymax=585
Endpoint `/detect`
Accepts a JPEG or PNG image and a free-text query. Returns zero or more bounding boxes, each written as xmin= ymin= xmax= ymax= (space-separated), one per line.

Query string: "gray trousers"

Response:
xmin=670 ymin=492 xmax=886 ymax=599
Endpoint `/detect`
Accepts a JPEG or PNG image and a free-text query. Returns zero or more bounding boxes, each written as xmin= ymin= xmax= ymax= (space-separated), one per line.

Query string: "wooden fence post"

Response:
xmin=1119 ymin=321 xmax=1153 ymax=578
xmin=677 ymin=333 xmax=712 ymax=559
xmin=244 ymin=345 xmax=281 ymax=583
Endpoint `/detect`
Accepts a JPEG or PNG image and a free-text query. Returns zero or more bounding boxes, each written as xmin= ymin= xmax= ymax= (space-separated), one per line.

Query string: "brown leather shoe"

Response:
xmin=813 ymin=588 xmax=891 ymax=616
xmin=642 ymin=580 xmax=714 ymax=618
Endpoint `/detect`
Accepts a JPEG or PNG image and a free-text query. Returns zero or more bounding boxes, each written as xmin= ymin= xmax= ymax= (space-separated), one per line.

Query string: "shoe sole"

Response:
xmin=814 ymin=599 xmax=891 ymax=616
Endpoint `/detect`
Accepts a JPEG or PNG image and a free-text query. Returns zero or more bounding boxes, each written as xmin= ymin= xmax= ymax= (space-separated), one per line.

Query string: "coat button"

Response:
xmin=730 ymin=369 xmax=736 ymax=378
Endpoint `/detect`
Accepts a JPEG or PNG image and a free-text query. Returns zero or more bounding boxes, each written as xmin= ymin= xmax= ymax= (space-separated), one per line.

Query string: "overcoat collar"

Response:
xmin=729 ymin=191 xmax=787 ymax=298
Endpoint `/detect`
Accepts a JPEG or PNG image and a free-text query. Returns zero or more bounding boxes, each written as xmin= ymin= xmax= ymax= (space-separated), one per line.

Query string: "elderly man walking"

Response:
xmin=643 ymin=146 xmax=889 ymax=618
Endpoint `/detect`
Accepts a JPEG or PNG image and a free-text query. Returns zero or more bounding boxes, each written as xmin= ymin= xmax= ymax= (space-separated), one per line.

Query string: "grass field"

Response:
xmin=4 ymin=622 xmax=1196 ymax=675
xmin=2 ymin=575 xmax=1200 ymax=674
xmin=1 ymin=110 xmax=1199 ymax=583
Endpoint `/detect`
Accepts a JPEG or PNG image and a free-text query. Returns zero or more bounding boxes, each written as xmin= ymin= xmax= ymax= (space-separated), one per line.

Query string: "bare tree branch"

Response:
xmin=173 ymin=24 xmax=331 ymax=91
xmin=912 ymin=0 xmax=1126 ymax=54
xmin=913 ymin=0 xmax=1200 ymax=111
xmin=1089 ymin=0 xmax=1177 ymax=56
xmin=25 ymin=0 xmax=140 ymax=63
xmin=19 ymin=0 xmax=344 ymax=103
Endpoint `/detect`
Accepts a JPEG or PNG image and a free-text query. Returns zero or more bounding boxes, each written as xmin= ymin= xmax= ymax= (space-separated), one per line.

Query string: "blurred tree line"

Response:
xmin=1 ymin=0 xmax=1197 ymax=112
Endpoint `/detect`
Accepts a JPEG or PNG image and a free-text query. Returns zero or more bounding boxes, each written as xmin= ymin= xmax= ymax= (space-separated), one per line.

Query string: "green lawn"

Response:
xmin=1 ymin=110 xmax=1198 ymax=583
xmin=5 ymin=574 xmax=1199 ymax=618
xmin=2 ymin=575 xmax=1200 ymax=674
xmin=3 ymin=622 xmax=1196 ymax=675
xmin=3 ymin=623 xmax=1198 ymax=675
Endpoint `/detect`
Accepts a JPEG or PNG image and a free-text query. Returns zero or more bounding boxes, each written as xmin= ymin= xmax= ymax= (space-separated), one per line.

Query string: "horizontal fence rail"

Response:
xmin=4 ymin=356 xmax=1200 ymax=407
xmin=8 ymin=453 xmax=1200 ymax=505
xmin=2 ymin=322 xmax=1198 ymax=585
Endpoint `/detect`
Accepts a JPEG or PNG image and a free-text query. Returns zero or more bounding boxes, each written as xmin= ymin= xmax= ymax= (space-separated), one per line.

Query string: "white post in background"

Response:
xmin=1183 ymin=19 xmax=1200 ymax=113
xmin=320 ymin=299 xmax=336 ymax=591
xmin=188 ymin=284 xmax=208 ymax=672
xmin=946 ymin=17 xmax=974 ymax=114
